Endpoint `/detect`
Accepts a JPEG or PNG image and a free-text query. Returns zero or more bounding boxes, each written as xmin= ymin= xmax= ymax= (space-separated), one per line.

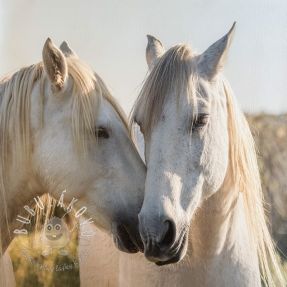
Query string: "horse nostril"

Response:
xmin=159 ymin=220 xmax=176 ymax=248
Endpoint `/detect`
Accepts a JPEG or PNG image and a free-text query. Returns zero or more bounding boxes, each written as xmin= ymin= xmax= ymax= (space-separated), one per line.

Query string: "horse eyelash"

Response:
xmin=192 ymin=114 xmax=210 ymax=131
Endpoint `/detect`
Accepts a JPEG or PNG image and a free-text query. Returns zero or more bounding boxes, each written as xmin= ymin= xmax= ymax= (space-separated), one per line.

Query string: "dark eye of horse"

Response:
xmin=192 ymin=114 xmax=209 ymax=131
xmin=95 ymin=127 xmax=109 ymax=139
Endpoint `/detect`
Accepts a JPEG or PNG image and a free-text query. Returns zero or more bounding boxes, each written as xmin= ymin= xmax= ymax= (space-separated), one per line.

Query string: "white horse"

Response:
xmin=126 ymin=23 xmax=285 ymax=287
xmin=0 ymin=38 xmax=146 ymax=286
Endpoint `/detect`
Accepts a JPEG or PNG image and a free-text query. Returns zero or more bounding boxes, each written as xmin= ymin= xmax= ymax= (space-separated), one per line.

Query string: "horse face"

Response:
xmin=135 ymin=25 xmax=235 ymax=264
xmin=32 ymin=39 xmax=145 ymax=253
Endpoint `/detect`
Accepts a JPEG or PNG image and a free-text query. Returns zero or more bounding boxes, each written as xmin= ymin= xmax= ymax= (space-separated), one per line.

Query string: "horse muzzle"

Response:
xmin=139 ymin=214 xmax=189 ymax=265
xmin=144 ymin=231 xmax=188 ymax=265
xmin=112 ymin=221 xmax=144 ymax=253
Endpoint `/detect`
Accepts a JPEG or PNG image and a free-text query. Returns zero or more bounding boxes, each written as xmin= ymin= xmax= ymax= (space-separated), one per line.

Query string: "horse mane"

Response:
xmin=223 ymin=82 xmax=285 ymax=286
xmin=0 ymin=56 xmax=129 ymax=285
xmin=131 ymin=44 xmax=197 ymax=136
xmin=132 ymin=43 xmax=285 ymax=286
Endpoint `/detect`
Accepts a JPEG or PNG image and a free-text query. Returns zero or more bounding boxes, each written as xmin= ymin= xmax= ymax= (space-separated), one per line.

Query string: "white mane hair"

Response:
xmin=132 ymin=43 xmax=285 ymax=286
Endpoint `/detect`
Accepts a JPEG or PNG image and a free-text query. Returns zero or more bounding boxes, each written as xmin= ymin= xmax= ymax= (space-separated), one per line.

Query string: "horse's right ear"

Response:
xmin=42 ymin=38 xmax=68 ymax=91
xmin=146 ymin=35 xmax=165 ymax=70
xmin=60 ymin=41 xmax=78 ymax=58
xmin=197 ymin=22 xmax=236 ymax=80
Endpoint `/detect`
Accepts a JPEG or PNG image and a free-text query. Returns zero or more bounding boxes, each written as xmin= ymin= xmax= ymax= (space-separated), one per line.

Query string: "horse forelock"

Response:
xmin=131 ymin=44 xmax=197 ymax=136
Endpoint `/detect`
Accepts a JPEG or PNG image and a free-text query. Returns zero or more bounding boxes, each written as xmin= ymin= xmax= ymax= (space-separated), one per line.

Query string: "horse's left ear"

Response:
xmin=60 ymin=41 xmax=78 ymax=58
xmin=146 ymin=35 xmax=165 ymax=70
xmin=197 ymin=22 xmax=236 ymax=80
xmin=42 ymin=38 xmax=68 ymax=91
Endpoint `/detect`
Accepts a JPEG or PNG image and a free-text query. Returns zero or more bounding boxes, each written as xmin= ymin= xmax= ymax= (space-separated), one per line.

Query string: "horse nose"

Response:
xmin=139 ymin=215 xmax=177 ymax=259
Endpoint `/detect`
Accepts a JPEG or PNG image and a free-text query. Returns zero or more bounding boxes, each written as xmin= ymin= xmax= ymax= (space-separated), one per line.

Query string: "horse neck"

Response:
xmin=185 ymin=174 xmax=261 ymax=286
xmin=190 ymin=182 xmax=248 ymax=257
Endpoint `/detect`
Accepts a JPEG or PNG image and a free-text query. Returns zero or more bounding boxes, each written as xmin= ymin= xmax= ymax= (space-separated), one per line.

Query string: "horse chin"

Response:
xmin=154 ymin=233 xmax=188 ymax=266
xmin=112 ymin=222 xmax=143 ymax=253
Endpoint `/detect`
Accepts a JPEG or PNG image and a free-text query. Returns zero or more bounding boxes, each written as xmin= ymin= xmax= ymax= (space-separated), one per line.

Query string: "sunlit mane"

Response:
xmin=223 ymin=82 xmax=285 ymax=286
xmin=132 ymin=45 xmax=285 ymax=286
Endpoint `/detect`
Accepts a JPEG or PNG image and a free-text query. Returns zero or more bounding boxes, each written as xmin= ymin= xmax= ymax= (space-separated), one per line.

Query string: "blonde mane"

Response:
xmin=132 ymin=44 xmax=285 ymax=286
xmin=131 ymin=44 xmax=196 ymax=135
xmin=224 ymin=82 xmax=285 ymax=286
xmin=0 ymin=57 xmax=129 ymax=285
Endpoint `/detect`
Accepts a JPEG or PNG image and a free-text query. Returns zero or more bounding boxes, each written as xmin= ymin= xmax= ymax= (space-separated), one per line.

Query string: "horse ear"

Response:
xmin=146 ymin=35 xmax=165 ymax=70
xmin=197 ymin=22 xmax=236 ymax=80
xmin=60 ymin=41 xmax=78 ymax=58
xmin=42 ymin=38 xmax=68 ymax=91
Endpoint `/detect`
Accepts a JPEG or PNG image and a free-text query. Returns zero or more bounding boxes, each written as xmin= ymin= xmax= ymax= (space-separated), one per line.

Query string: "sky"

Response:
xmin=0 ymin=0 xmax=286 ymax=114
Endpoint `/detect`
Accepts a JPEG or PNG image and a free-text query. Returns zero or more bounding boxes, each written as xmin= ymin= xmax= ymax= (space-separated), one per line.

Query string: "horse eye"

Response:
xmin=95 ymin=127 xmax=109 ymax=139
xmin=192 ymin=114 xmax=209 ymax=131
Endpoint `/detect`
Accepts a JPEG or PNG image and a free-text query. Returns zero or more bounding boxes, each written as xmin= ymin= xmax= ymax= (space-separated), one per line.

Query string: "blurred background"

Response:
xmin=1 ymin=0 xmax=287 ymax=113
xmin=0 ymin=0 xmax=286 ymax=286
